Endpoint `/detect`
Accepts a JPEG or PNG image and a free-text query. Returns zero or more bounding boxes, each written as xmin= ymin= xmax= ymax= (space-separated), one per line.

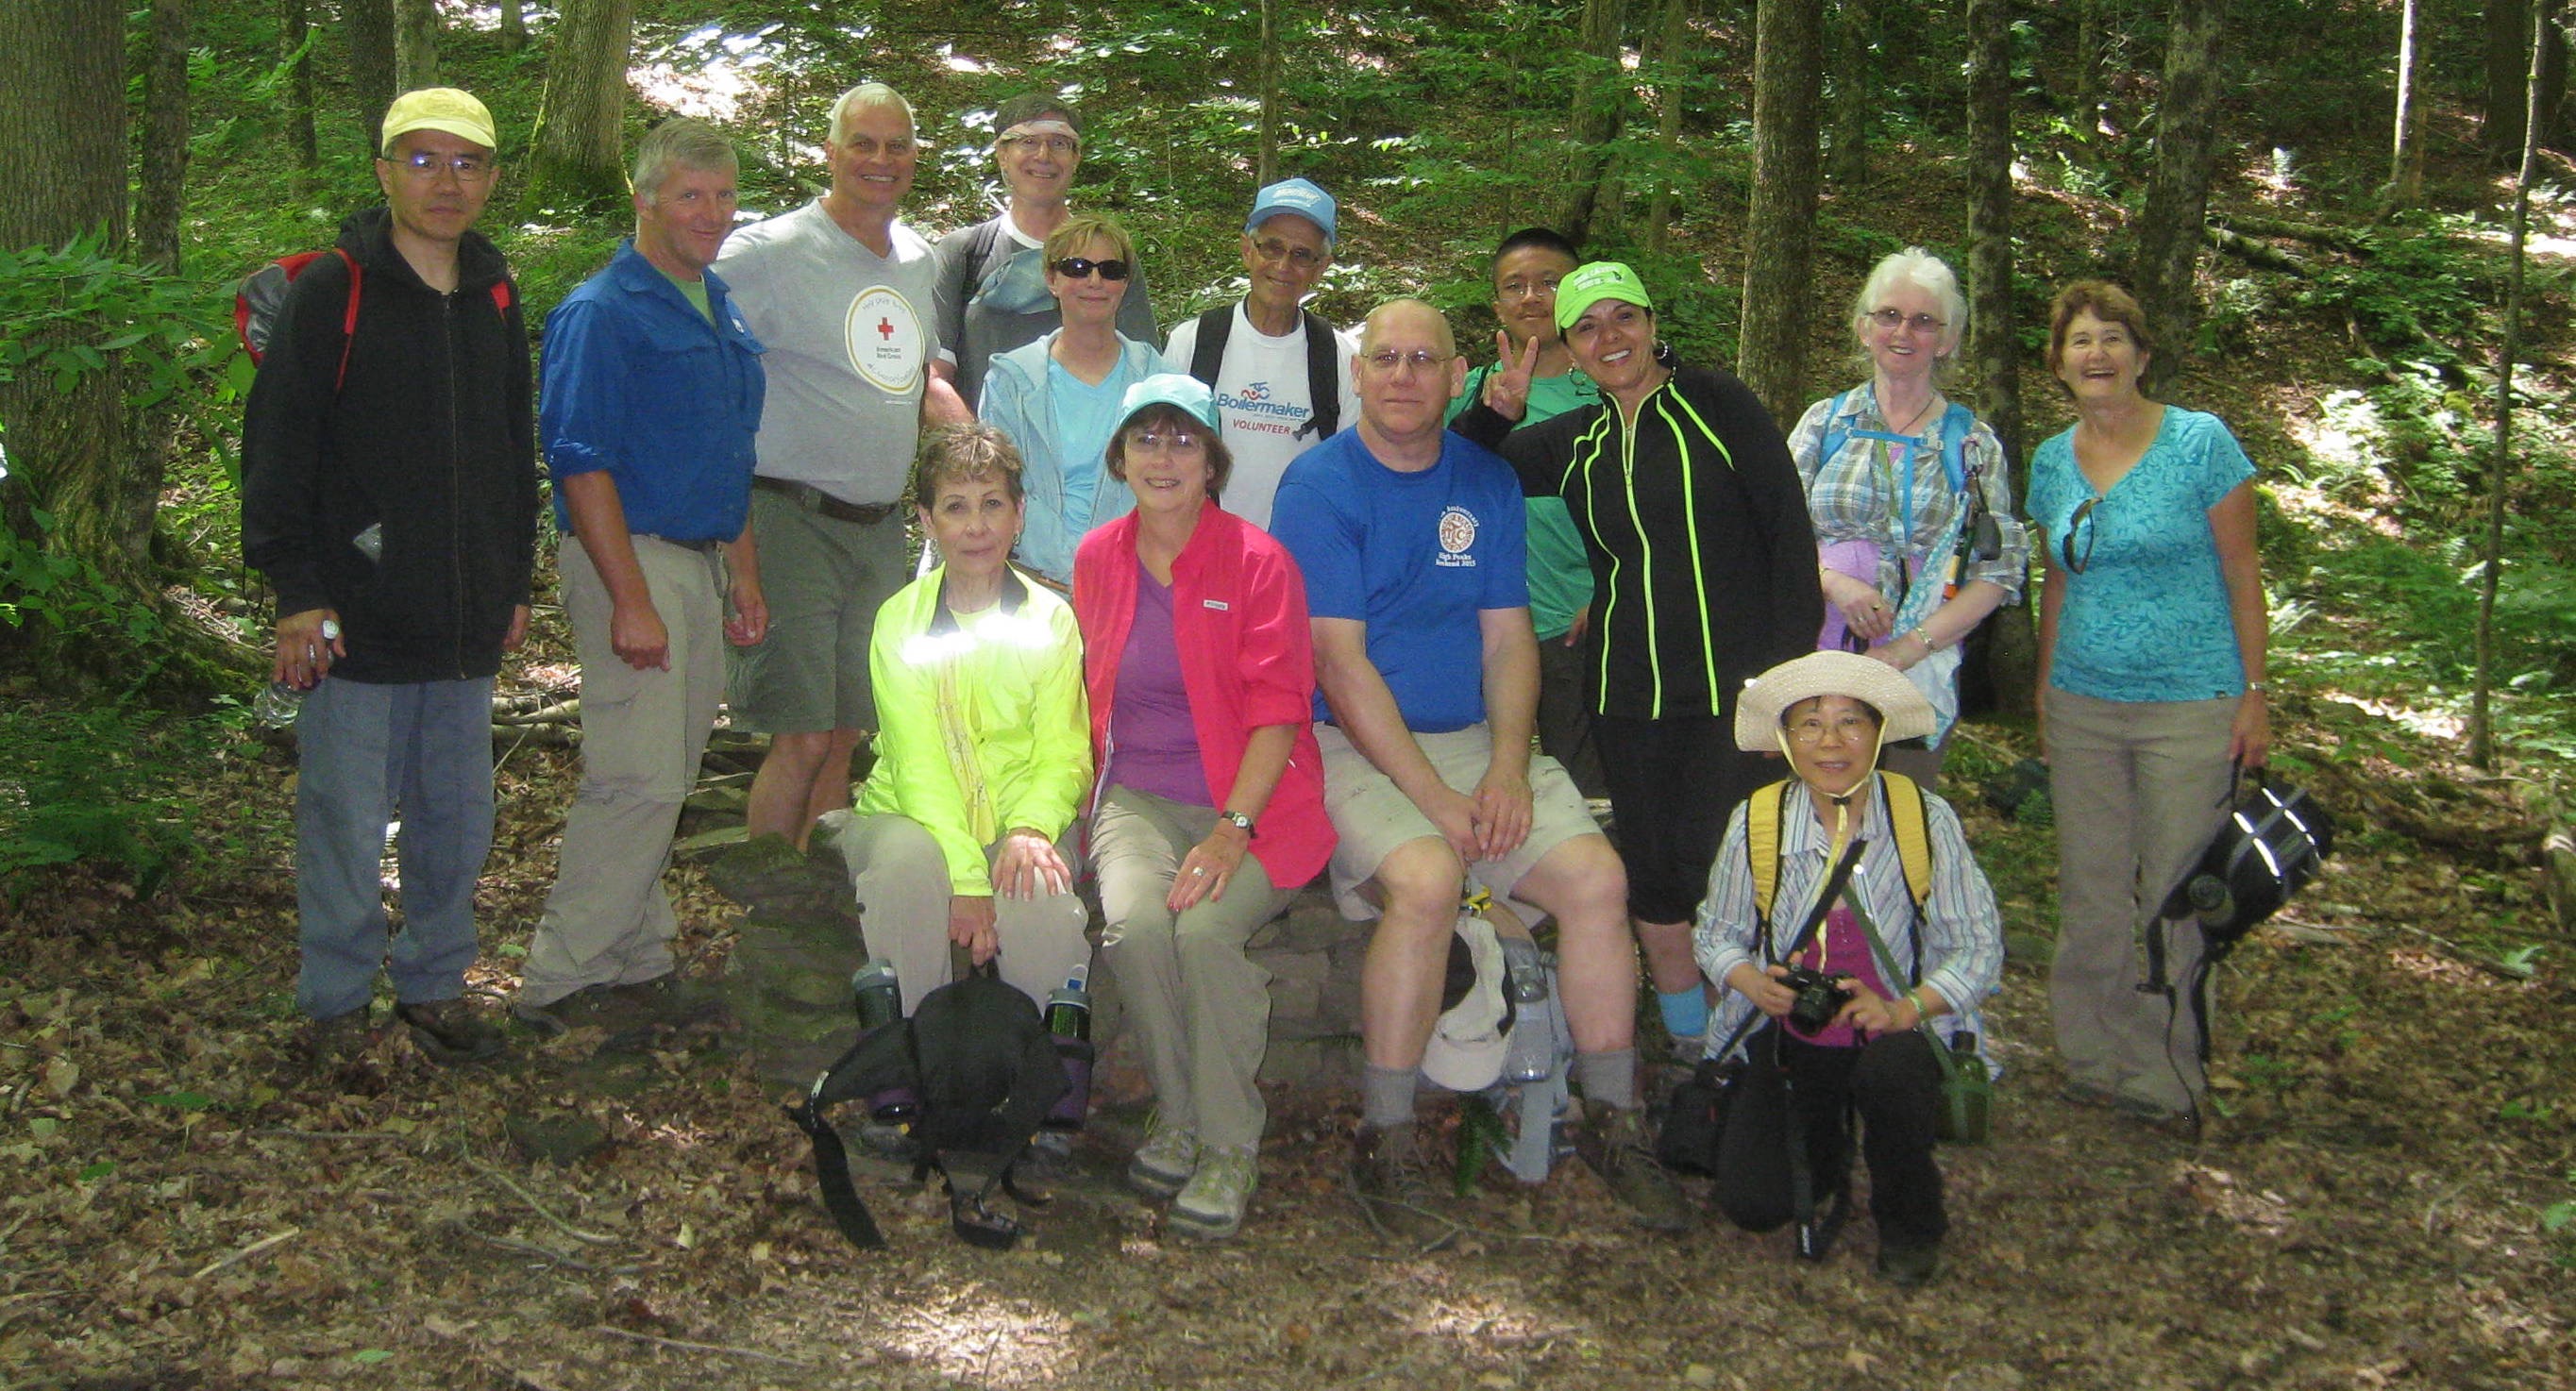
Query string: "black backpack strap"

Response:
xmin=1186 ymin=304 xmax=1233 ymax=388
xmin=786 ymin=1096 xmax=888 ymax=1249
xmin=1296 ymin=309 xmax=1339 ymax=441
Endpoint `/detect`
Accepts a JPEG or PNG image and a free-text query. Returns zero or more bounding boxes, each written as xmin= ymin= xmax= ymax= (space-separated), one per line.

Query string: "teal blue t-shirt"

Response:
xmin=2027 ymin=406 xmax=2254 ymax=703
xmin=1047 ymin=358 xmax=1127 ymax=535
xmin=1452 ymin=364 xmax=1600 ymax=640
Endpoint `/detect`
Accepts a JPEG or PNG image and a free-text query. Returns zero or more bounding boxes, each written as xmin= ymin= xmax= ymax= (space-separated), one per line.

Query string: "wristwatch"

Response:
xmin=1218 ymin=810 xmax=1254 ymax=834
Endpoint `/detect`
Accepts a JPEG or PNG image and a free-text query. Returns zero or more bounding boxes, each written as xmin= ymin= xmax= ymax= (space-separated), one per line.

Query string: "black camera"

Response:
xmin=1780 ymin=965 xmax=1854 ymax=1033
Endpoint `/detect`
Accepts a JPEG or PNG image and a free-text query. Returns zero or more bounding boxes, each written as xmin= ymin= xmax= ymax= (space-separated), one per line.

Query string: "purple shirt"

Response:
xmin=1109 ymin=561 xmax=1214 ymax=807
xmin=1785 ymin=903 xmax=1897 ymax=1048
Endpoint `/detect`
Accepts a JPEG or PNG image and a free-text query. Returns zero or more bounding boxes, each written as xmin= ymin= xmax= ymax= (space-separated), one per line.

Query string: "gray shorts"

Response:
xmin=1315 ymin=721 xmax=1600 ymax=923
xmin=726 ymin=489 xmax=910 ymax=733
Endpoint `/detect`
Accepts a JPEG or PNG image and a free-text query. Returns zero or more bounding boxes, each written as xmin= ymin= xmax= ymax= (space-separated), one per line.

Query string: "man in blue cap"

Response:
xmin=1162 ymin=176 xmax=1359 ymax=529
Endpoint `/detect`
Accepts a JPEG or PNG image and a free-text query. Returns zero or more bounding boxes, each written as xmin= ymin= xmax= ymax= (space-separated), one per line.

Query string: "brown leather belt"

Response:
xmin=754 ymin=475 xmax=901 ymax=526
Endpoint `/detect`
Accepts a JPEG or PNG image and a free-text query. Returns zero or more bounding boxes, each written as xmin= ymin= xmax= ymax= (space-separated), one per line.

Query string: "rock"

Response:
xmin=505 ymin=1112 xmax=609 ymax=1165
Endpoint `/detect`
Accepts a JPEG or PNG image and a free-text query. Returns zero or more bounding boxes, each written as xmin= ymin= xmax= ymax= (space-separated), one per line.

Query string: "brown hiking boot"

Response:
xmin=1349 ymin=1122 xmax=1459 ymax=1251
xmin=394 ymin=998 xmax=507 ymax=1066
xmin=512 ymin=977 xmax=732 ymax=1047
xmin=302 ymin=1006 xmax=375 ymax=1075
xmin=1576 ymin=1105 xmax=1692 ymax=1233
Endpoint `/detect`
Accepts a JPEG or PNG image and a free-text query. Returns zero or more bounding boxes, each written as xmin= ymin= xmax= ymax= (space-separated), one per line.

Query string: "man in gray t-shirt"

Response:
xmin=715 ymin=81 xmax=972 ymax=852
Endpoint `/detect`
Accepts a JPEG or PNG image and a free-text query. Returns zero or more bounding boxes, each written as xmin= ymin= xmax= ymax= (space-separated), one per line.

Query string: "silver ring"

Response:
xmin=1191 ymin=867 xmax=1206 ymax=875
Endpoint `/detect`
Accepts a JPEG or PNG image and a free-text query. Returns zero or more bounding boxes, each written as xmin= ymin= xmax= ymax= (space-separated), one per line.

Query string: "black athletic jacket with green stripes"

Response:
xmin=1455 ymin=358 xmax=1821 ymax=722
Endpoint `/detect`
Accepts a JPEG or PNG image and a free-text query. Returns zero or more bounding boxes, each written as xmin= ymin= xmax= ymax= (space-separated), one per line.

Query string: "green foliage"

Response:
xmin=0 ymin=230 xmax=246 ymax=420
xmin=0 ymin=511 xmax=173 ymax=656
xmin=0 ymin=700 xmax=213 ymax=901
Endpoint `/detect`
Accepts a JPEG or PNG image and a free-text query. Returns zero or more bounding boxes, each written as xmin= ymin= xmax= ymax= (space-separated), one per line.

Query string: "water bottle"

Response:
xmin=1041 ymin=970 xmax=1092 ymax=1131
xmin=1501 ymin=979 xmax=1558 ymax=1086
xmin=849 ymin=959 xmax=918 ymax=1122
xmin=254 ymin=617 xmax=344 ymax=728
xmin=1499 ymin=936 xmax=1549 ymax=1005
xmin=2184 ymin=874 xmax=2236 ymax=931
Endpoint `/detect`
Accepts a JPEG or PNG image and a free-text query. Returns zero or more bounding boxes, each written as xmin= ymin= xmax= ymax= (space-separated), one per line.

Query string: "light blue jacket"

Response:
xmin=980 ymin=330 xmax=1163 ymax=584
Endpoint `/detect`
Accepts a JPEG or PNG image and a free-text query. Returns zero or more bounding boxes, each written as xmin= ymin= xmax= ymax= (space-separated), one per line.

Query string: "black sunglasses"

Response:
xmin=2061 ymin=496 xmax=2101 ymax=574
xmin=1052 ymin=257 xmax=1131 ymax=281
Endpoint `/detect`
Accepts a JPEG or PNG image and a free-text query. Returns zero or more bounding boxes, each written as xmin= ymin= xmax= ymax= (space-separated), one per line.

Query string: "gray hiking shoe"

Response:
xmin=1349 ymin=1122 xmax=1458 ymax=1251
xmin=1127 ymin=1118 xmax=1200 ymax=1199
xmin=1169 ymin=1144 xmax=1257 ymax=1241
xmin=394 ymin=998 xmax=507 ymax=1066
xmin=1577 ymin=1105 xmax=1692 ymax=1233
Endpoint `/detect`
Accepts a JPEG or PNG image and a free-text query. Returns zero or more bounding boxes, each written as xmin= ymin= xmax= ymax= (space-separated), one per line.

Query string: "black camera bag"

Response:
xmin=2159 ymin=768 xmax=2335 ymax=957
xmin=785 ymin=963 xmax=1067 ymax=1251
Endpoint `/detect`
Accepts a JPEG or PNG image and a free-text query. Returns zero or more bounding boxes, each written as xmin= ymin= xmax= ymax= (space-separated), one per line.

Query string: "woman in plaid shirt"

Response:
xmin=1785 ymin=248 xmax=2031 ymax=789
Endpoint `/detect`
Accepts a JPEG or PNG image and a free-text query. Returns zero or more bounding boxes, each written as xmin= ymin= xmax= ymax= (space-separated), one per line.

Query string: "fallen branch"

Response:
xmin=2202 ymin=224 xmax=2314 ymax=276
xmin=492 ymin=699 xmax=581 ymax=727
xmin=461 ymin=1152 xmax=622 ymax=1247
xmin=491 ymin=723 xmax=579 ymax=747
xmin=2210 ymin=212 xmax=2379 ymax=255
xmin=446 ymin=1221 xmax=637 ymax=1274
xmin=191 ymin=1226 xmax=300 ymax=1280
xmin=248 ymin=1129 xmax=416 ymax=1143
xmin=586 ymin=1325 xmax=816 ymax=1369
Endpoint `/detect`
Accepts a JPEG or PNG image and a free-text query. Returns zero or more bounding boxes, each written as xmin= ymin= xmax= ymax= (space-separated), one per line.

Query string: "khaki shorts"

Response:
xmin=726 ymin=490 xmax=909 ymax=733
xmin=1314 ymin=721 xmax=1601 ymax=923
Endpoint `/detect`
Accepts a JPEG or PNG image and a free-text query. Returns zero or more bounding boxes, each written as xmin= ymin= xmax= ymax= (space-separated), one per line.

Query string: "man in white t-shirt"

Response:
xmin=1161 ymin=177 xmax=1359 ymax=529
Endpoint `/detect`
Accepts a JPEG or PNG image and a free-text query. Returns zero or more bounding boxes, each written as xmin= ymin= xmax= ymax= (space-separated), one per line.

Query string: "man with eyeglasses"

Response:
xmin=714 ymin=83 xmax=971 ymax=860
xmin=1271 ymin=298 xmax=1690 ymax=1247
xmin=930 ymin=93 xmax=1159 ymax=410
xmin=243 ymin=87 xmax=535 ymax=1073
xmin=1163 ymin=177 xmax=1359 ymax=528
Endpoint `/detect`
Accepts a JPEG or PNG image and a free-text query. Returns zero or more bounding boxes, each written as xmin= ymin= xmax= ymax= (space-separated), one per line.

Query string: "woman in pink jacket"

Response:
xmin=1072 ymin=374 xmax=1333 ymax=1242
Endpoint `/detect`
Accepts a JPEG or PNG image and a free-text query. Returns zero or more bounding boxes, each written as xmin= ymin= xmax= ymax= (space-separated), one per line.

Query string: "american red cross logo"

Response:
xmin=877 ymin=317 xmax=895 ymax=341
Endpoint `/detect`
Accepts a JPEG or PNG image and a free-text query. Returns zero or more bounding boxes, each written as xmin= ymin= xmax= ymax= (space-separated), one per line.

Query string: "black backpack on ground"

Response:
xmin=785 ymin=963 xmax=1067 ymax=1250
xmin=1184 ymin=304 xmax=1342 ymax=443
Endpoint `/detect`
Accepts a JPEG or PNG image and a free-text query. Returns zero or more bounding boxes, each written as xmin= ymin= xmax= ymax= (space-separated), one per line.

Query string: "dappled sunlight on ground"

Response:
xmin=2320 ymin=692 xmax=2467 ymax=741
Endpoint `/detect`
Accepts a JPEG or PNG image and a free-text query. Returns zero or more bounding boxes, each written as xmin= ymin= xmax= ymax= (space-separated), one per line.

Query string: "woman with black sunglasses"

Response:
xmin=1787 ymin=248 xmax=2031 ymax=789
xmin=2027 ymin=279 xmax=2269 ymax=1134
xmin=979 ymin=211 xmax=1162 ymax=589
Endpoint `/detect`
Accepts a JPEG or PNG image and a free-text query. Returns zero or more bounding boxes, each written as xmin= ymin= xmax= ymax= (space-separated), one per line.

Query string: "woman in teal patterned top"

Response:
xmin=2025 ymin=280 xmax=2269 ymax=1133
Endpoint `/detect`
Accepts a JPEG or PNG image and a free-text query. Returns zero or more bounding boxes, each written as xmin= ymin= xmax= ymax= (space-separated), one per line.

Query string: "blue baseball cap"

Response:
xmin=1244 ymin=177 xmax=1336 ymax=245
xmin=1119 ymin=374 xmax=1219 ymax=431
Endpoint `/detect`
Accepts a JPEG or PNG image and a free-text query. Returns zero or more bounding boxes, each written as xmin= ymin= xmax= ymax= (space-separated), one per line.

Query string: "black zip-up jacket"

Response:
xmin=242 ymin=207 xmax=536 ymax=684
xmin=1456 ymin=357 xmax=1822 ymax=721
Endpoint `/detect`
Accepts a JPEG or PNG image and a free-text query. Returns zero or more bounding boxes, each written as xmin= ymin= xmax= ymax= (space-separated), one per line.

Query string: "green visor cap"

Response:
xmin=1119 ymin=373 xmax=1220 ymax=432
xmin=1554 ymin=260 xmax=1655 ymax=332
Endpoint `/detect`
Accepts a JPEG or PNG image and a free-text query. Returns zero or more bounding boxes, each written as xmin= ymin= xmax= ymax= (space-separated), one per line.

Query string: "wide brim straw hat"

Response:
xmin=1733 ymin=650 xmax=1937 ymax=752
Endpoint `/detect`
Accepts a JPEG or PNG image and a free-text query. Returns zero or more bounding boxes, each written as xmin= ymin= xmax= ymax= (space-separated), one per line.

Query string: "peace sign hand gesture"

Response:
xmin=1480 ymin=329 xmax=1540 ymax=422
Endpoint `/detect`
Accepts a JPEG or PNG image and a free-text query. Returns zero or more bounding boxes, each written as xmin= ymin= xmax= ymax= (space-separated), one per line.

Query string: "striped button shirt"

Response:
xmin=1786 ymin=381 xmax=2032 ymax=605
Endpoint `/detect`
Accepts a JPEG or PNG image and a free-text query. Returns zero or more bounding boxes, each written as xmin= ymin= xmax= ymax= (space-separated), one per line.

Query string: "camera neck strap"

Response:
xmin=1761 ymin=820 xmax=1868 ymax=969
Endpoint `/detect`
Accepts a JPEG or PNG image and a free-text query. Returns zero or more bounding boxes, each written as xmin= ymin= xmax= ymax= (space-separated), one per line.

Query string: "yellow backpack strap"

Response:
xmin=1744 ymin=779 xmax=1792 ymax=929
xmin=1878 ymin=771 xmax=1934 ymax=912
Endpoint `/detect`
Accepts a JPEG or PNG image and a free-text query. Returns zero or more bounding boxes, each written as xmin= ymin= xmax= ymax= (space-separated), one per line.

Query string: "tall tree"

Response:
xmin=1557 ymin=0 xmax=1630 ymax=248
xmin=279 ymin=0 xmax=318 ymax=176
xmin=499 ymin=0 xmax=527 ymax=55
xmin=1965 ymin=0 xmax=2033 ymax=715
xmin=2385 ymin=0 xmax=2427 ymax=212
xmin=1257 ymin=0 xmax=1279 ymax=187
xmin=345 ymin=0 xmax=396 ymax=153
xmin=393 ymin=0 xmax=439 ymax=91
xmin=135 ymin=0 xmax=191 ymax=274
xmin=2472 ymin=0 xmax=2549 ymax=768
xmin=1737 ymin=0 xmax=1825 ymax=421
xmin=2073 ymin=0 xmax=2105 ymax=147
xmin=1826 ymin=0 xmax=1872 ymax=185
xmin=0 ymin=0 xmax=156 ymax=625
xmin=2130 ymin=0 xmax=2227 ymax=392
xmin=525 ymin=0 xmax=636 ymax=212
xmin=1645 ymin=0 xmax=1694 ymax=254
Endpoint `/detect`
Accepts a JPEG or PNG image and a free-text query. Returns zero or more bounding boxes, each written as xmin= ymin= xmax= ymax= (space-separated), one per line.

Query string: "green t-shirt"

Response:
xmin=1451 ymin=363 xmax=1600 ymax=640
xmin=665 ymin=267 xmax=713 ymax=323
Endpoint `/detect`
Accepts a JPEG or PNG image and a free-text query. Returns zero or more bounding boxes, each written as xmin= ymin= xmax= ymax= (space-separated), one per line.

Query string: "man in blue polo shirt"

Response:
xmin=1271 ymin=298 xmax=1686 ymax=1247
xmin=515 ymin=120 xmax=770 ymax=1035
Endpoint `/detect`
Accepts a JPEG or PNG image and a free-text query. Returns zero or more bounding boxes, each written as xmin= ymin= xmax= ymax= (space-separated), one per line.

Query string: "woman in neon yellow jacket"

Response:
xmin=814 ymin=424 xmax=1093 ymax=1017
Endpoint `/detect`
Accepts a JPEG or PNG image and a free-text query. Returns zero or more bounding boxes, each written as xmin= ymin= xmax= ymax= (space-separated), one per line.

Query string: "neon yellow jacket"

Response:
xmin=853 ymin=567 xmax=1092 ymax=896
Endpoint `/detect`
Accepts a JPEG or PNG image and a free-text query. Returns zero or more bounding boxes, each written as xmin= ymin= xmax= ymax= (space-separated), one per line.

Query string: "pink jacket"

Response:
xmin=1073 ymin=505 xmax=1334 ymax=891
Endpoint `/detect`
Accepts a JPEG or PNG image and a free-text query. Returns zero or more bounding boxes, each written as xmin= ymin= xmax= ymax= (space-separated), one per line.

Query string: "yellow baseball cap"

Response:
xmin=380 ymin=88 xmax=497 ymax=155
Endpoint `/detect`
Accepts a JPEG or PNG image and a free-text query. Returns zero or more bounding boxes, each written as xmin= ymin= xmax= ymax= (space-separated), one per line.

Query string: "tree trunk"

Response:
xmin=2073 ymin=0 xmax=2104 ymax=146
xmin=393 ymin=0 xmax=439 ymax=91
xmin=1646 ymin=0 xmax=1693 ymax=254
xmin=136 ymin=0 xmax=190 ymax=275
xmin=2488 ymin=0 xmax=2531 ymax=164
xmin=2385 ymin=0 xmax=2426 ymax=211
xmin=1737 ymin=0 xmax=1825 ymax=421
xmin=1964 ymin=0 xmax=2033 ymax=719
xmin=345 ymin=0 xmax=396 ymax=154
xmin=1257 ymin=0 xmax=1278 ymax=187
xmin=0 ymin=0 xmax=157 ymax=660
xmin=1557 ymin=0 xmax=1630 ymax=249
xmin=2131 ymin=0 xmax=2227 ymax=393
xmin=525 ymin=0 xmax=636 ymax=213
xmin=1826 ymin=0 xmax=1872 ymax=185
xmin=499 ymin=0 xmax=527 ymax=55
xmin=279 ymin=0 xmax=318 ymax=176
xmin=2471 ymin=0 xmax=2546 ymax=770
